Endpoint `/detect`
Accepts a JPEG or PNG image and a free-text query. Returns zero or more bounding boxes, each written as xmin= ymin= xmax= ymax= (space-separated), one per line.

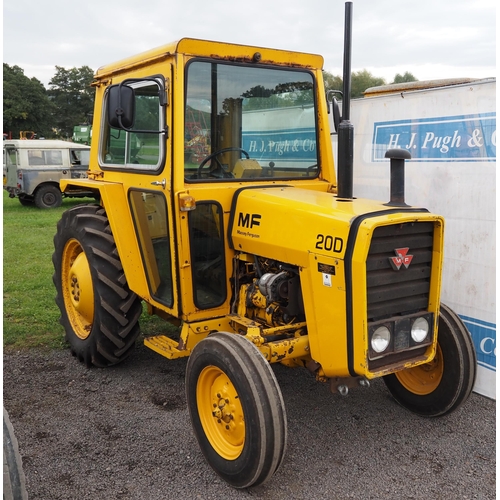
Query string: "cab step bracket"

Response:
xmin=144 ymin=335 xmax=190 ymax=359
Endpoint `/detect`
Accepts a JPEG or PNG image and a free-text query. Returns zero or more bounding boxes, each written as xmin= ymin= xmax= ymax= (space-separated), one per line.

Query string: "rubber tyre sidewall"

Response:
xmin=384 ymin=304 xmax=477 ymax=417
xmin=3 ymin=407 xmax=28 ymax=500
xmin=53 ymin=204 xmax=141 ymax=367
xmin=186 ymin=333 xmax=286 ymax=488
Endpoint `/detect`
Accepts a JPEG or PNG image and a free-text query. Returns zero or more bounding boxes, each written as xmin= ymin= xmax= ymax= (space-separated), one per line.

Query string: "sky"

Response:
xmin=2 ymin=0 xmax=497 ymax=87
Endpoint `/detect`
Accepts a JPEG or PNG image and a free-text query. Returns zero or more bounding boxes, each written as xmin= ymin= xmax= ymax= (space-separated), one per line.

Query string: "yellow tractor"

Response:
xmin=52 ymin=2 xmax=476 ymax=488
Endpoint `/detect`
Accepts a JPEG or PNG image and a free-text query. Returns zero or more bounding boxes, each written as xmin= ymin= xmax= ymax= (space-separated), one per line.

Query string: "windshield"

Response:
xmin=185 ymin=61 xmax=318 ymax=181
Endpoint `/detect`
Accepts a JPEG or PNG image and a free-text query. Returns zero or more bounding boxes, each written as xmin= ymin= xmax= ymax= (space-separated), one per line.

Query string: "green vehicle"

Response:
xmin=72 ymin=125 xmax=92 ymax=145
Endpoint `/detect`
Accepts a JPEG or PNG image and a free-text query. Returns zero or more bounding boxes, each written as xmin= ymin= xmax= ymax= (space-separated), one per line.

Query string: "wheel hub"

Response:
xmin=71 ymin=276 xmax=81 ymax=301
xmin=61 ymin=240 xmax=95 ymax=340
xmin=197 ymin=366 xmax=245 ymax=460
xmin=395 ymin=344 xmax=444 ymax=395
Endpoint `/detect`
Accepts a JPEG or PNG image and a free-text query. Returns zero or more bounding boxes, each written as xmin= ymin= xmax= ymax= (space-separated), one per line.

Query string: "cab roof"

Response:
xmin=95 ymin=38 xmax=324 ymax=80
xmin=3 ymin=140 xmax=90 ymax=150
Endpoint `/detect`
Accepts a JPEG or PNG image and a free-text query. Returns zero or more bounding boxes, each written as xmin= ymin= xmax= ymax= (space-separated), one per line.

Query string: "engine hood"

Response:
xmin=228 ymin=186 xmax=429 ymax=267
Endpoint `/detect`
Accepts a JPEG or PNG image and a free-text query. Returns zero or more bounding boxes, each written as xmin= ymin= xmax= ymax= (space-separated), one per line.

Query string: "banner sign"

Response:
xmin=372 ymin=113 xmax=496 ymax=162
xmin=461 ymin=315 xmax=496 ymax=372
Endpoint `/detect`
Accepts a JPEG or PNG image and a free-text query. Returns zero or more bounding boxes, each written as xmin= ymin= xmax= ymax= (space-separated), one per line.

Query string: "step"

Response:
xmin=144 ymin=335 xmax=190 ymax=359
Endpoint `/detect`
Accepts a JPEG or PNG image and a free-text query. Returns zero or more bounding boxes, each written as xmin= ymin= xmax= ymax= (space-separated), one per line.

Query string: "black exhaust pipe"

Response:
xmin=384 ymin=149 xmax=411 ymax=206
xmin=337 ymin=1 xmax=354 ymax=200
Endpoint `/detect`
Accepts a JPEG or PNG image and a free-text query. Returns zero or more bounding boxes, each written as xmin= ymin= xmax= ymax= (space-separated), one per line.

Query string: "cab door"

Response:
xmin=101 ymin=71 xmax=179 ymax=317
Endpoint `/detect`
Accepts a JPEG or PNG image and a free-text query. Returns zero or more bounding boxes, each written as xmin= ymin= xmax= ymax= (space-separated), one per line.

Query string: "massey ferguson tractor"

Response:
xmin=52 ymin=2 xmax=476 ymax=488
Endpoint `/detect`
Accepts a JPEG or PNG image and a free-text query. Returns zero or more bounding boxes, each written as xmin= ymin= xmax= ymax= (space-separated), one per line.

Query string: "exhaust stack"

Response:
xmin=384 ymin=149 xmax=411 ymax=207
xmin=337 ymin=1 xmax=354 ymax=200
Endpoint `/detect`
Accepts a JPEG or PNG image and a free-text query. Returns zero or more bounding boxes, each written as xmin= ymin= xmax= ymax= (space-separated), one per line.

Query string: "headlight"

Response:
xmin=411 ymin=317 xmax=429 ymax=343
xmin=371 ymin=326 xmax=391 ymax=353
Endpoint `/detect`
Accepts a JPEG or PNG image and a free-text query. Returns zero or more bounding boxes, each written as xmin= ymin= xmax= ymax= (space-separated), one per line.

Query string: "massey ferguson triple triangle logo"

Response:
xmin=389 ymin=248 xmax=413 ymax=271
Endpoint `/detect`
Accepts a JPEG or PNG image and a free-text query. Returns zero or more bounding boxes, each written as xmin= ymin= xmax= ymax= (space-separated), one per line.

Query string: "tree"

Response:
xmin=351 ymin=70 xmax=385 ymax=98
xmin=3 ymin=64 xmax=55 ymax=139
xmin=323 ymin=69 xmax=386 ymax=99
xmin=48 ymin=66 xmax=95 ymax=138
xmin=392 ymin=72 xmax=418 ymax=84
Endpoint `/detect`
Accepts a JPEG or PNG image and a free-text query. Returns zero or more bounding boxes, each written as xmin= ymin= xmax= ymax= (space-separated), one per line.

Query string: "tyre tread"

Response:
xmin=53 ymin=203 xmax=142 ymax=367
xmin=186 ymin=332 xmax=287 ymax=488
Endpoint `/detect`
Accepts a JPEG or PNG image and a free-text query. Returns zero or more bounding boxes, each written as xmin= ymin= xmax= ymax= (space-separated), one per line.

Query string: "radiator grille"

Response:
xmin=366 ymin=222 xmax=434 ymax=321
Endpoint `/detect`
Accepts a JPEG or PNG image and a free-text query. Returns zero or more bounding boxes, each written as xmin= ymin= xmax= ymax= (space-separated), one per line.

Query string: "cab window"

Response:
xmin=188 ymin=202 xmax=226 ymax=308
xmin=184 ymin=61 xmax=318 ymax=181
xmin=101 ymin=79 xmax=164 ymax=171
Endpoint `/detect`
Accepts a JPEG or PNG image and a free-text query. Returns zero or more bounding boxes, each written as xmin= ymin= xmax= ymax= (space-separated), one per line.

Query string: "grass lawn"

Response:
xmin=3 ymin=191 xmax=169 ymax=351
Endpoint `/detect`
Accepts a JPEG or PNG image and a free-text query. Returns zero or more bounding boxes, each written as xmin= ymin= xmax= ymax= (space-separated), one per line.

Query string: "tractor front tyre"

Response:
xmin=384 ymin=303 xmax=477 ymax=417
xmin=186 ymin=333 xmax=287 ymax=488
xmin=52 ymin=204 xmax=142 ymax=367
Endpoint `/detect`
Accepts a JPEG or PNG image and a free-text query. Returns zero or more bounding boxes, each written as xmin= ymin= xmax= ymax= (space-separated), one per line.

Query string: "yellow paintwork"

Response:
xmin=61 ymin=239 xmax=94 ymax=340
xmin=395 ymin=344 xmax=444 ymax=395
xmin=196 ymin=365 xmax=245 ymax=460
xmin=60 ymin=38 xmax=446 ymax=381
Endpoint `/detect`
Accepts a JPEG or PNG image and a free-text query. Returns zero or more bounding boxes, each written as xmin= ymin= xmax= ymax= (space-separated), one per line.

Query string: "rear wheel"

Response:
xmin=18 ymin=195 xmax=34 ymax=206
xmin=384 ymin=303 xmax=477 ymax=417
xmin=52 ymin=204 xmax=142 ymax=367
xmin=186 ymin=333 xmax=287 ymax=488
xmin=34 ymin=184 xmax=62 ymax=208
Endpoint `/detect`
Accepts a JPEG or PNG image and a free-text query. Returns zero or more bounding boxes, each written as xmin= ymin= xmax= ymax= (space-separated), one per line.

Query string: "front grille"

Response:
xmin=366 ymin=222 xmax=434 ymax=321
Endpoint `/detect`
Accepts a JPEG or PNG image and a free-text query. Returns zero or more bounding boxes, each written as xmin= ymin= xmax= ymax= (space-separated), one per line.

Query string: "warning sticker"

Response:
xmin=318 ymin=262 xmax=335 ymax=287
xmin=322 ymin=273 xmax=332 ymax=287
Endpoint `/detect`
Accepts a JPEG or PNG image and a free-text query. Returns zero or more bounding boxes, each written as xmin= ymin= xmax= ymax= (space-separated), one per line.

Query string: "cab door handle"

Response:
xmin=151 ymin=178 xmax=166 ymax=189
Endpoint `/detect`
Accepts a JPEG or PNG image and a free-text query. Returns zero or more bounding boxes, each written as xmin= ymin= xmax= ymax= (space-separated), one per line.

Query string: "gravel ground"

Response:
xmin=3 ymin=343 xmax=496 ymax=500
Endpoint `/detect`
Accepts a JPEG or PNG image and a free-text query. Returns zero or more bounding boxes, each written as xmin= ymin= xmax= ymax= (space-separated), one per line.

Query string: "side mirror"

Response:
xmin=332 ymin=97 xmax=341 ymax=133
xmin=107 ymin=84 xmax=135 ymax=130
xmin=326 ymin=90 xmax=342 ymax=133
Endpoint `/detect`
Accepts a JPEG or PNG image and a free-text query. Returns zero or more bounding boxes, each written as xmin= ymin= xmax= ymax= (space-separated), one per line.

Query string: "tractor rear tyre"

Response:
xmin=52 ymin=204 xmax=142 ymax=367
xmin=384 ymin=303 xmax=477 ymax=417
xmin=186 ymin=333 xmax=287 ymax=488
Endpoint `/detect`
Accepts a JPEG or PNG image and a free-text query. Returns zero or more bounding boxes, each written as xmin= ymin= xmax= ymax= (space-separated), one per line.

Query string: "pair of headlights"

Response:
xmin=369 ymin=314 xmax=433 ymax=359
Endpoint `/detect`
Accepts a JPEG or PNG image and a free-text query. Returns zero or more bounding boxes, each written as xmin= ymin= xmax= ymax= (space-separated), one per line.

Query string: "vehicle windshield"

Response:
xmin=185 ymin=61 xmax=318 ymax=181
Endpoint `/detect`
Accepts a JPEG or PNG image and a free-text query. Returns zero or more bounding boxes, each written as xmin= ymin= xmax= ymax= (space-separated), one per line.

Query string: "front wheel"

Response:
xmin=52 ymin=204 xmax=142 ymax=367
xmin=186 ymin=333 xmax=287 ymax=488
xmin=384 ymin=303 xmax=477 ymax=417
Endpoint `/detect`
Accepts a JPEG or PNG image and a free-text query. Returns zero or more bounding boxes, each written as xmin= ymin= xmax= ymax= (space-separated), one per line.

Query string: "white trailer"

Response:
xmin=336 ymin=78 xmax=496 ymax=398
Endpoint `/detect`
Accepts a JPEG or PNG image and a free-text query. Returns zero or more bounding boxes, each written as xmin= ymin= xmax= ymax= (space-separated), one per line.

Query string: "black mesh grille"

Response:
xmin=366 ymin=222 xmax=434 ymax=321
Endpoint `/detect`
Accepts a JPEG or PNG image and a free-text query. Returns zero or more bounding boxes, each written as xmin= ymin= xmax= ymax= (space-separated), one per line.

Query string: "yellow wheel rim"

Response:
xmin=196 ymin=366 xmax=245 ymax=460
xmin=395 ymin=344 xmax=444 ymax=395
xmin=61 ymin=239 xmax=94 ymax=340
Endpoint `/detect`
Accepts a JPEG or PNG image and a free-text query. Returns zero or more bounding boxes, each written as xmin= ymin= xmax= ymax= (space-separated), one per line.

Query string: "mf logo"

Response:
xmin=389 ymin=247 xmax=413 ymax=271
xmin=238 ymin=212 xmax=262 ymax=229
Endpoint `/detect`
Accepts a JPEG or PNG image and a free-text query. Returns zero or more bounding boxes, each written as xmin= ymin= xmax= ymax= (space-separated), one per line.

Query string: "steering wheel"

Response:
xmin=306 ymin=164 xmax=319 ymax=176
xmin=197 ymin=147 xmax=250 ymax=178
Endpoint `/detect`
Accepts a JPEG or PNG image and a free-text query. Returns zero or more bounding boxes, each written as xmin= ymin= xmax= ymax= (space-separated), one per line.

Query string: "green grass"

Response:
xmin=3 ymin=191 xmax=171 ymax=351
